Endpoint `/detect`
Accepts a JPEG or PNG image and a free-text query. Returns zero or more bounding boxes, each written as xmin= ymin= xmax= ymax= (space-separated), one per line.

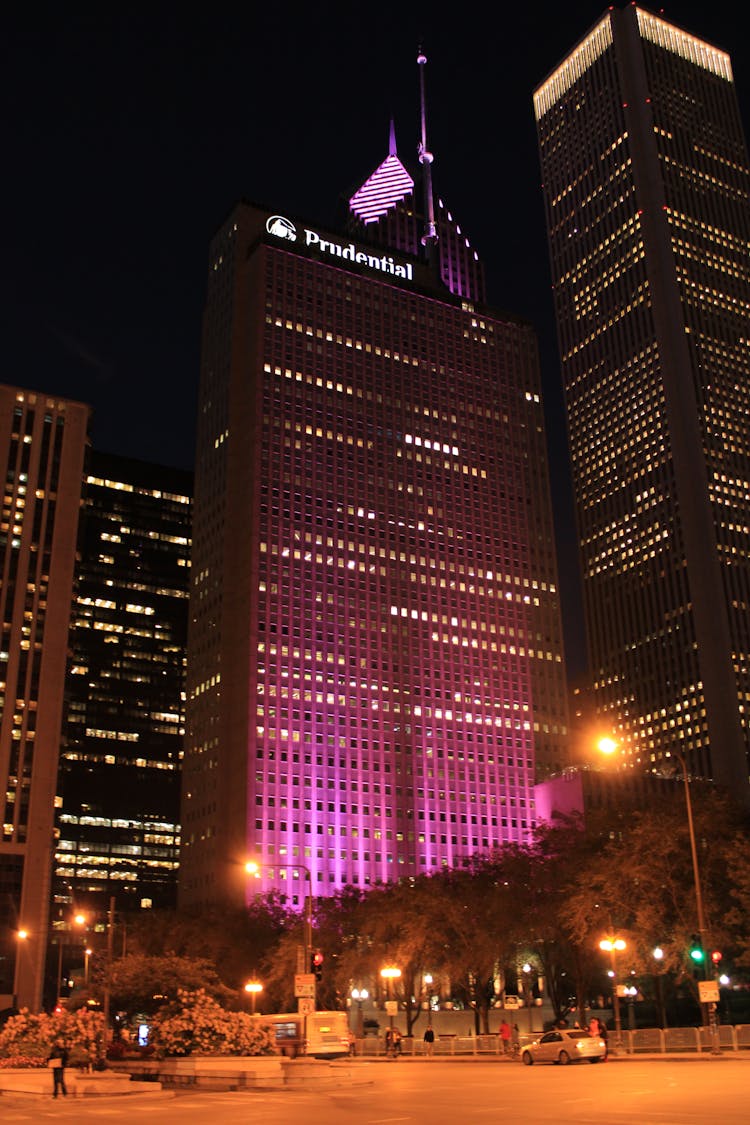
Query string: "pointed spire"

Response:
xmin=349 ymin=122 xmax=414 ymax=224
xmin=417 ymin=47 xmax=437 ymax=248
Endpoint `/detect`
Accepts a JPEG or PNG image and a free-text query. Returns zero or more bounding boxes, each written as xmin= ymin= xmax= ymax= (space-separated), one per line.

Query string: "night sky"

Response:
xmin=4 ymin=2 xmax=749 ymax=675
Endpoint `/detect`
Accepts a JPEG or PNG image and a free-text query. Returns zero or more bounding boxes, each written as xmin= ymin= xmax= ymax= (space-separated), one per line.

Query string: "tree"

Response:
xmin=90 ymin=954 xmax=235 ymax=1021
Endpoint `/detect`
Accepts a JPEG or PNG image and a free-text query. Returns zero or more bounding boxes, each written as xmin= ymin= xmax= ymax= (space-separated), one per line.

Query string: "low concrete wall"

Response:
xmin=0 ymin=1068 xmax=147 ymax=1097
xmin=121 ymin=1056 xmax=285 ymax=1089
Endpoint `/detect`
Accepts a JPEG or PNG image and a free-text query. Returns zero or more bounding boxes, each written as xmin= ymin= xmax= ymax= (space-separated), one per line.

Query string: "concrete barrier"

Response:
xmin=0 ymin=1068 xmax=149 ymax=1097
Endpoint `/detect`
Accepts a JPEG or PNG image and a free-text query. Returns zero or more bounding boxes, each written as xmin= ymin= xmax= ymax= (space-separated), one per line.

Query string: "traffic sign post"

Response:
xmin=294 ymin=973 xmax=316 ymax=999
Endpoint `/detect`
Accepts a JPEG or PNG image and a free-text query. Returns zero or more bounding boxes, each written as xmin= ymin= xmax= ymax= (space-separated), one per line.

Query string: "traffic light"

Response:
xmin=311 ymin=950 xmax=324 ymax=981
xmin=711 ymin=950 xmax=723 ymax=965
xmin=689 ymin=935 xmax=705 ymax=964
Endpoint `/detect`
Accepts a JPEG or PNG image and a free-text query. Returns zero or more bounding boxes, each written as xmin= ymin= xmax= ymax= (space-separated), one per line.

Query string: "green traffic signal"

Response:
xmin=689 ymin=935 xmax=705 ymax=963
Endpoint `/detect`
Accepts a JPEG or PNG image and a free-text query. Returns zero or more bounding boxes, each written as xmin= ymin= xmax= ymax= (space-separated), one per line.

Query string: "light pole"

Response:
xmin=53 ymin=911 xmax=87 ymax=1004
xmin=599 ymin=936 xmax=626 ymax=1048
xmin=380 ymin=966 xmax=402 ymax=1033
xmin=248 ymin=859 xmax=314 ymax=1006
xmin=598 ymin=739 xmax=720 ymax=1053
xmin=653 ymin=946 xmax=667 ymax=1029
xmin=84 ymin=947 xmax=93 ymax=988
xmin=244 ymin=980 xmax=263 ymax=1015
xmin=673 ymin=750 xmax=720 ymax=1053
xmin=351 ymin=987 xmax=369 ymax=1039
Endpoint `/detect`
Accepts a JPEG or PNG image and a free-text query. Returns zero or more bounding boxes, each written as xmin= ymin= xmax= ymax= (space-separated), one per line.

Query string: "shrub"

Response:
xmin=0 ymin=1007 xmax=104 ymax=1066
xmin=149 ymin=989 xmax=276 ymax=1057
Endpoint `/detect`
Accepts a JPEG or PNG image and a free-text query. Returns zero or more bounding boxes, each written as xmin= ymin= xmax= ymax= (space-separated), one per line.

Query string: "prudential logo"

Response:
xmin=266 ymin=215 xmax=297 ymax=241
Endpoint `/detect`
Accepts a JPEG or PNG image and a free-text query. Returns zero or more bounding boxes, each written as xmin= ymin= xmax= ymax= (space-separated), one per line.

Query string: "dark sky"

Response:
xmin=3 ymin=2 xmax=748 ymax=676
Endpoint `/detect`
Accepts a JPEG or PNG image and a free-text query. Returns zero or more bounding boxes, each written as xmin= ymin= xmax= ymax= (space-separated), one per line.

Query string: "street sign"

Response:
xmin=294 ymin=973 xmax=316 ymax=998
xmin=699 ymin=980 xmax=720 ymax=1003
xmin=504 ymin=996 xmax=520 ymax=1010
xmin=297 ymin=997 xmax=315 ymax=1015
xmin=385 ymin=1000 xmax=398 ymax=1015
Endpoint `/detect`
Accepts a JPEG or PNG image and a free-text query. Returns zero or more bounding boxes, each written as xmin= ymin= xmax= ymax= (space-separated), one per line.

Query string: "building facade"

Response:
xmin=54 ymin=452 xmax=191 ymax=939
xmin=534 ymin=6 xmax=750 ymax=798
xmin=0 ymin=385 xmax=90 ymax=1012
xmin=181 ymin=158 xmax=568 ymax=908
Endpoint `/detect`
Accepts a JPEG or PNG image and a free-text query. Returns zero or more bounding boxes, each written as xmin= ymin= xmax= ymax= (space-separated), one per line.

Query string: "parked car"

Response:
xmin=521 ymin=1030 xmax=606 ymax=1066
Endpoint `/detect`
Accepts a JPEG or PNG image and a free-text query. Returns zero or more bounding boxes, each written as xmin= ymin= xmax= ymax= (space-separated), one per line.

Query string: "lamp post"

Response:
xmin=652 ymin=947 xmax=667 ymax=1029
xmin=380 ymin=966 xmax=402 ymax=1033
xmin=244 ymin=980 xmax=263 ymax=1015
xmin=673 ymin=750 xmax=720 ymax=1054
xmin=351 ymin=987 xmax=369 ymax=1039
xmin=53 ymin=911 xmax=88 ymax=1004
xmin=248 ymin=859 xmax=314 ymax=1006
xmin=599 ymin=936 xmax=626 ymax=1048
xmin=598 ymin=739 xmax=720 ymax=1053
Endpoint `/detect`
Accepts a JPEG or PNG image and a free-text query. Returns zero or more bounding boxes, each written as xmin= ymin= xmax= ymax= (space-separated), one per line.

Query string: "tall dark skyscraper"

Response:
xmin=54 ymin=452 xmax=191 ymax=933
xmin=534 ymin=6 xmax=750 ymax=799
xmin=181 ymin=96 xmax=569 ymax=911
xmin=0 ymin=385 xmax=90 ymax=1011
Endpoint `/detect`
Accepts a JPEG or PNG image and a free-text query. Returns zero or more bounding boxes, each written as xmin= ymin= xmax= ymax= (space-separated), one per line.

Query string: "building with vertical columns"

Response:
xmin=0 ymin=385 xmax=90 ymax=1011
xmin=181 ymin=140 xmax=569 ymax=909
xmin=534 ymin=6 xmax=750 ymax=800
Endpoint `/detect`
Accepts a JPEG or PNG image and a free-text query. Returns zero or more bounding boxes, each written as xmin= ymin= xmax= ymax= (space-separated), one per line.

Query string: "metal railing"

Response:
xmin=353 ymin=1026 xmax=750 ymax=1057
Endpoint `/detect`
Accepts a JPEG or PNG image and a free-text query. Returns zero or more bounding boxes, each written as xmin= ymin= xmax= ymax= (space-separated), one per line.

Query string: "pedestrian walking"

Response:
xmin=423 ymin=1024 xmax=435 ymax=1056
xmin=499 ymin=1019 xmax=512 ymax=1055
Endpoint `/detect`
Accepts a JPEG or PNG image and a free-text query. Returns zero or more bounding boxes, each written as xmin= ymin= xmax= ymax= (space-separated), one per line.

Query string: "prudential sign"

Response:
xmin=266 ymin=215 xmax=414 ymax=282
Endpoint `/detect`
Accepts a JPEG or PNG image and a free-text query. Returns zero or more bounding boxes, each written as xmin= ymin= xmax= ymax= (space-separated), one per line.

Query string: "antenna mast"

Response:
xmin=417 ymin=47 xmax=437 ymax=248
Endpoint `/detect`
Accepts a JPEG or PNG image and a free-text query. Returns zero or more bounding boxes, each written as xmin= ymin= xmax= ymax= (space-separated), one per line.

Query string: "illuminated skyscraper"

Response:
xmin=0 ymin=385 xmax=90 ymax=1011
xmin=182 ymin=116 xmax=569 ymax=909
xmin=54 ymin=452 xmax=191 ymax=931
xmin=534 ymin=6 xmax=750 ymax=798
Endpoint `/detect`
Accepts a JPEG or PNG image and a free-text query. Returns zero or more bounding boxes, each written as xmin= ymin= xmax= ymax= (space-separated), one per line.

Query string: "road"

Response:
xmin=1 ymin=1059 xmax=748 ymax=1124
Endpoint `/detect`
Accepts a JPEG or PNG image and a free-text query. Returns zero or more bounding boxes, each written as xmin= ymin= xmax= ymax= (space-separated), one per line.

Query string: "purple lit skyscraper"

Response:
xmin=181 ymin=120 xmax=568 ymax=911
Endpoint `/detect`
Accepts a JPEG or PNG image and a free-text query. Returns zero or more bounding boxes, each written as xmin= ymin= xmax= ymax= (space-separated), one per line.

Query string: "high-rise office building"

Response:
xmin=181 ymin=119 xmax=568 ymax=909
xmin=54 ymin=452 xmax=191 ymax=936
xmin=534 ymin=6 xmax=750 ymax=798
xmin=0 ymin=385 xmax=90 ymax=1011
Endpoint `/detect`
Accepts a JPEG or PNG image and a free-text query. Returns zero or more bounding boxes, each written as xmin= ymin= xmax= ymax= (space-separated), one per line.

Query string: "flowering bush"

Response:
xmin=0 ymin=1055 xmax=48 ymax=1069
xmin=149 ymin=989 xmax=276 ymax=1057
xmin=0 ymin=1007 xmax=104 ymax=1067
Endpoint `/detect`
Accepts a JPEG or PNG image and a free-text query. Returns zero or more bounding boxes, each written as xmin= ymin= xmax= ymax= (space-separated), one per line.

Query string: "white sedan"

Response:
xmin=521 ymin=1029 xmax=606 ymax=1066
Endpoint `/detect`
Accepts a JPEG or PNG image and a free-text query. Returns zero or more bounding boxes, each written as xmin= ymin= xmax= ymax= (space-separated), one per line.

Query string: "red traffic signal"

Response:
xmin=711 ymin=950 xmax=722 ymax=964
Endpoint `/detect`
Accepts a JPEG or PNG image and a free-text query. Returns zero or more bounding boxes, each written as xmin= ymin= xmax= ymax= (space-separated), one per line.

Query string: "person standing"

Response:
xmin=48 ymin=1041 xmax=68 ymax=1098
xmin=598 ymin=1018 xmax=609 ymax=1061
xmin=499 ymin=1019 xmax=512 ymax=1055
xmin=423 ymin=1024 xmax=435 ymax=1056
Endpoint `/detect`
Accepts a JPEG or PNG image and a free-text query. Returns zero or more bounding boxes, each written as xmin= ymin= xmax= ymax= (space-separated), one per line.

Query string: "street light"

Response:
xmin=653 ymin=946 xmax=667 ymax=1030
xmin=53 ymin=911 xmax=88 ymax=1003
xmin=244 ymin=980 xmax=263 ymax=1015
xmin=248 ymin=858 xmax=314 ymax=1006
xmin=670 ymin=749 xmax=720 ymax=1054
xmin=84 ymin=947 xmax=93 ymax=988
xmin=380 ymin=966 xmax=402 ymax=1032
xmin=351 ymin=987 xmax=369 ymax=1039
xmin=599 ymin=936 xmax=626 ymax=1048
xmin=597 ymin=739 xmax=720 ymax=1053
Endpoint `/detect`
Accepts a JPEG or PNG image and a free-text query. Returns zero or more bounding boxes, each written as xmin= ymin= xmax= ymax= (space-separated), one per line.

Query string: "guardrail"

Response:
xmin=353 ymin=1026 xmax=750 ymax=1057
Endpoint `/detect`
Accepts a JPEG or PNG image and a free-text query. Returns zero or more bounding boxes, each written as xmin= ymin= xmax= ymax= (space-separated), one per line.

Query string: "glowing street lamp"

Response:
xmin=244 ymin=979 xmax=263 ymax=1015
xmin=351 ymin=987 xmax=369 ymax=1039
xmin=599 ymin=936 xmax=626 ymax=1048
xmin=248 ymin=858 xmax=314 ymax=1005
xmin=652 ymin=946 xmax=667 ymax=1029
xmin=380 ymin=966 xmax=402 ymax=1031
